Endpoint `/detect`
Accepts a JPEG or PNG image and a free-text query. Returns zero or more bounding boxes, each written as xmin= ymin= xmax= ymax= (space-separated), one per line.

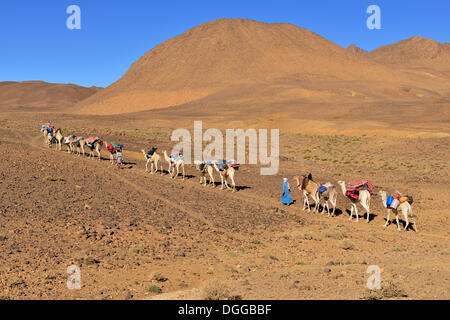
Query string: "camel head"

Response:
xmin=294 ymin=176 xmax=300 ymax=186
xmin=194 ymin=160 xmax=205 ymax=171
xmin=337 ymin=181 xmax=347 ymax=195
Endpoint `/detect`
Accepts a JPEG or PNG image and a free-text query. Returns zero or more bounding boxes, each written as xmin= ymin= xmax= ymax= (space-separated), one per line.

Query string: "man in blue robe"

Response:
xmin=280 ymin=178 xmax=294 ymax=206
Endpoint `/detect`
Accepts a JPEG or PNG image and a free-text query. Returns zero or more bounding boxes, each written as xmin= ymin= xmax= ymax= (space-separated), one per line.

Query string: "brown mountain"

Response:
xmin=347 ymin=44 xmax=368 ymax=55
xmin=75 ymin=19 xmax=450 ymax=116
xmin=368 ymin=36 xmax=450 ymax=73
xmin=0 ymin=81 xmax=101 ymax=111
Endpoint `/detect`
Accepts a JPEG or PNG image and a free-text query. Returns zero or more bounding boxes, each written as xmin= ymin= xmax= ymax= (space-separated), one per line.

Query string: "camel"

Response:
xmin=63 ymin=136 xmax=75 ymax=153
xmin=337 ymin=181 xmax=371 ymax=223
xmin=212 ymin=160 xmax=237 ymax=192
xmin=379 ymin=191 xmax=417 ymax=232
xmin=41 ymin=124 xmax=52 ymax=141
xmin=295 ymin=174 xmax=320 ymax=212
xmin=46 ymin=134 xmax=54 ymax=148
xmin=163 ymin=151 xmax=185 ymax=180
xmin=194 ymin=161 xmax=215 ymax=187
xmin=141 ymin=148 xmax=163 ymax=175
xmin=73 ymin=137 xmax=86 ymax=156
xmin=54 ymin=128 xmax=63 ymax=151
xmin=41 ymin=126 xmax=48 ymax=141
xmin=317 ymin=182 xmax=338 ymax=217
xmin=87 ymin=138 xmax=103 ymax=160
xmin=44 ymin=126 xmax=55 ymax=148
xmin=107 ymin=145 xmax=115 ymax=163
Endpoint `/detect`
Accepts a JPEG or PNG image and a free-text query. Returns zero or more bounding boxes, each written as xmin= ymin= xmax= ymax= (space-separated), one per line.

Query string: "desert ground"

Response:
xmin=0 ymin=18 xmax=449 ymax=300
xmin=0 ymin=106 xmax=448 ymax=300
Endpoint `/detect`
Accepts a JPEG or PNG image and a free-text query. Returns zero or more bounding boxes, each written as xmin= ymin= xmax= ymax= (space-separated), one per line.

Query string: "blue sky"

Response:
xmin=0 ymin=0 xmax=448 ymax=87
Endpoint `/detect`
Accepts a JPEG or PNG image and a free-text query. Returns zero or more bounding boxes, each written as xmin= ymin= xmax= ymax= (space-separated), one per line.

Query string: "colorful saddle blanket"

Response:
xmin=170 ymin=152 xmax=183 ymax=161
xmin=345 ymin=179 xmax=374 ymax=199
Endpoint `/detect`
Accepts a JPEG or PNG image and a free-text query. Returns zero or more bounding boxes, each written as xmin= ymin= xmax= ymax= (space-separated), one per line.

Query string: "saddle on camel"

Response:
xmin=385 ymin=191 xmax=414 ymax=209
xmin=344 ymin=179 xmax=374 ymax=199
xmin=214 ymin=159 xmax=240 ymax=172
xmin=145 ymin=147 xmax=157 ymax=159
xmin=300 ymin=173 xmax=313 ymax=190
xmin=169 ymin=152 xmax=183 ymax=161
xmin=86 ymin=137 xmax=103 ymax=148
xmin=74 ymin=136 xmax=84 ymax=147
xmin=41 ymin=122 xmax=54 ymax=132
xmin=107 ymin=142 xmax=123 ymax=154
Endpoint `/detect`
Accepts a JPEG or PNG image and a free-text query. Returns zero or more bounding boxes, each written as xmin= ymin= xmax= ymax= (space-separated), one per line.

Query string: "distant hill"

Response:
xmin=0 ymin=81 xmax=101 ymax=111
xmin=347 ymin=44 xmax=368 ymax=55
xmin=368 ymin=36 xmax=450 ymax=73
xmin=76 ymin=18 xmax=436 ymax=115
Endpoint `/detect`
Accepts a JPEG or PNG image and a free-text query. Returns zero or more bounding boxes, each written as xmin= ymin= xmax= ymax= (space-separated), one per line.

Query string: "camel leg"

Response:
xmin=383 ymin=210 xmax=391 ymax=228
xmin=220 ymin=175 xmax=225 ymax=190
xmin=223 ymin=174 xmax=231 ymax=190
xmin=229 ymin=175 xmax=236 ymax=192
xmin=354 ymin=204 xmax=359 ymax=222
xmin=314 ymin=194 xmax=320 ymax=213
xmin=403 ymin=209 xmax=409 ymax=231
xmin=349 ymin=205 xmax=354 ymax=220
xmin=303 ymin=193 xmax=308 ymax=211
xmin=361 ymin=201 xmax=370 ymax=223
xmin=395 ymin=214 xmax=401 ymax=231
xmin=210 ymin=174 xmax=215 ymax=187
xmin=331 ymin=198 xmax=336 ymax=217
xmin=182 ymin=164 xmax=185 ymax=181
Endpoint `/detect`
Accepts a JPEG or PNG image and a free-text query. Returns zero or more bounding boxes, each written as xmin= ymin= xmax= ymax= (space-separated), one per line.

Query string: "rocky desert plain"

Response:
xmin=0 ymin=19 xmax=449 ymax=300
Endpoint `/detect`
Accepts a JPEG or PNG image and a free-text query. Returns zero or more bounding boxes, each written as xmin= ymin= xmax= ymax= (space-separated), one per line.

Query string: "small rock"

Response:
xmin=124 ymin=292 xmax=133 ymax=300
xmin=269 ymin=256 xmax=279 ymax=261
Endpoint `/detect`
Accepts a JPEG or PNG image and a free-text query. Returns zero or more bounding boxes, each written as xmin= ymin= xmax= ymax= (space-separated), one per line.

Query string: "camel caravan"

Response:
xmin=293 ymin=173 xmax=417 ymax=232
xmin=40 ymin=122 xmax=417 ymax=231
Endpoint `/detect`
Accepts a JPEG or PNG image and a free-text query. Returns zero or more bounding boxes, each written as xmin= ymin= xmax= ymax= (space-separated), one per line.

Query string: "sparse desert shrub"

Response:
xmin=151 ymin=272 xmax=167 ymax=282
xmin=362 ymin=280 xmax=408 ymax=300
xmin=302 ymin=233 xmax=314 ymax=240
xmin=325 ymin=228 xmax=347 ymax=240
xmin=201 ymin=280 xmax=241 ymax=300
xmin=43 ymin=176 xmax=65 ymax=182
xmin=129 ymin=244 xmax=146 ymax=255
xmin=148 ymin=285 xmax=162 ymax=294
xmin=338 ymin=239 xmax=355 ymax=250
xmin=366 ymin=235 xmax=377 ymax=243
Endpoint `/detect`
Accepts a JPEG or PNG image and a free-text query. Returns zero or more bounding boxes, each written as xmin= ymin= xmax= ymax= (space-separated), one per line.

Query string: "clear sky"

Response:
xmin=0 ymin=0 xmax=448 ymax=87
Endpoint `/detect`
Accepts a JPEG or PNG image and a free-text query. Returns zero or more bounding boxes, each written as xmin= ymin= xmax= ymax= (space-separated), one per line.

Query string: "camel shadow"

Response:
xmin=388 ymin=219 xmax=418 ymax=232
xmin=207 ymin=181 xmax=251 ymax=192
xmin=344 ymin=209 xmax=377 ymax=222
xmin=170 ymin=174 xmax=196 ymax=180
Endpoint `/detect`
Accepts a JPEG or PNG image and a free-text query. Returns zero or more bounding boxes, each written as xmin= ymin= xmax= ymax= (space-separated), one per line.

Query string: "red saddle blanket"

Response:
xmin=345 ymin=179 xmax=374 ymax=199
xmin=86 ymin=137 xmax=98 ymax=144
